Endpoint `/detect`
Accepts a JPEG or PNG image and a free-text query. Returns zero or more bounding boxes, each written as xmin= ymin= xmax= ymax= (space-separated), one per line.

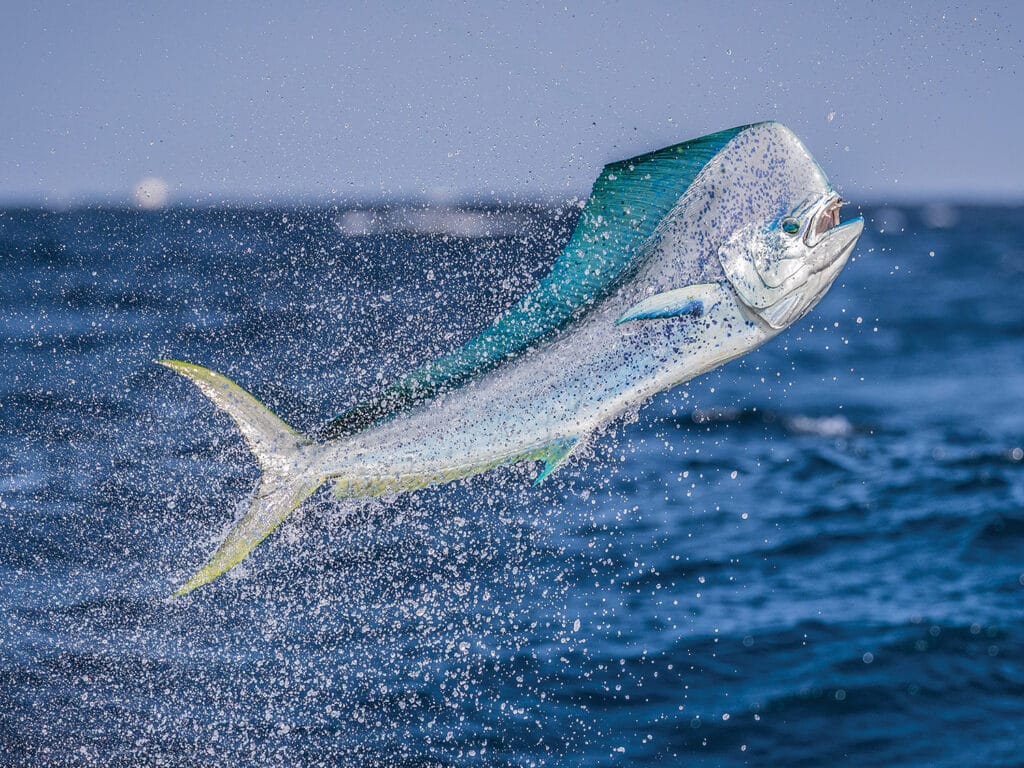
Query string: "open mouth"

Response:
xmin=805 ymin=196 xmax=844 ymax=245
xmin=757 ymin=212 xmax=863 ymax=330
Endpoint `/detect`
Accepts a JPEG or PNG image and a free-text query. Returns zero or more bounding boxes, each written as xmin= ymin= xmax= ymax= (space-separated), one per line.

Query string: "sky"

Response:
xmin=2 ymin=2 xmax=1022 ymax=205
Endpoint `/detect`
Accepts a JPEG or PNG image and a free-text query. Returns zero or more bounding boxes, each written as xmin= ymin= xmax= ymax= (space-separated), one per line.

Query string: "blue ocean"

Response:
xmin=1 ymin=201 xmax=1021 ymax=766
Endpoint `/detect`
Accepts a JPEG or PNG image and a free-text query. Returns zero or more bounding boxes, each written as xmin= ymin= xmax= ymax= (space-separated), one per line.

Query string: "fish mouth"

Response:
xmin=810 ymin=215 xmax=863 ymax=273
xmin=798 ymin=215 xmax=863 ymax=307
xmin=804 ymin=193 xmax=845 ymax=247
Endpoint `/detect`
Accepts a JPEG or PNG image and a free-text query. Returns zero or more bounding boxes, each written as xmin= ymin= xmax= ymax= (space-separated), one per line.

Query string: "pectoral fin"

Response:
xmin=616 ymin=282 xmax=727 ymax=324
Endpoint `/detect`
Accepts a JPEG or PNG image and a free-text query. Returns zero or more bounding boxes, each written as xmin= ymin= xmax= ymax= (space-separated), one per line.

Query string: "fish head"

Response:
xmin=716 ymin=124 xmax=864 ymax=330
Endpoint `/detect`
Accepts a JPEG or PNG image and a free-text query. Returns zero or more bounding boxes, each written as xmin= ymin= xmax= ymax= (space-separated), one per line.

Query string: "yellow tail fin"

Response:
xmin=158 ymin=360 xmax=324 ymax=596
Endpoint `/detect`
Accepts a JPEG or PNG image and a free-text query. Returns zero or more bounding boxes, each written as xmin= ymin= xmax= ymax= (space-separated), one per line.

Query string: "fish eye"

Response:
xmin=781 ymin=217 xmax=801 ymax=236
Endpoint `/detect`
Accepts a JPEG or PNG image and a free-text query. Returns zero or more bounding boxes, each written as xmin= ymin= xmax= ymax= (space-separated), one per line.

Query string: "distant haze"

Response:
xmin=2 ymin=2 xmax=1022 ymax=205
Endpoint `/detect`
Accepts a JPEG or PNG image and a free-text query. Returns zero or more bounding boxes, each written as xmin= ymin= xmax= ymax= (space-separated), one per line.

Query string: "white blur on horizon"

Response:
xmin=133 ymin=177 xmax=170 ymax=210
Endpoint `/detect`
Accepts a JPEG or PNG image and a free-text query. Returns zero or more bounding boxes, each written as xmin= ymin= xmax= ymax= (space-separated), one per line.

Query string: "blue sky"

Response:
xmin=2 ymin=2 xmax=1021 ymax=204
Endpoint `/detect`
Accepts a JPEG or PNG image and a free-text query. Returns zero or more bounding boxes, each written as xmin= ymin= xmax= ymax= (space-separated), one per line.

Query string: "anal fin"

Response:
xmin=534 ymin=437 xmax=579 ymax=486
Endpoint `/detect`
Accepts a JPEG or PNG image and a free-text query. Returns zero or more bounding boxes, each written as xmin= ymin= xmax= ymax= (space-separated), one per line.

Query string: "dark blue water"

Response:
xmin=2 ymin=202 xmax=1022 ymax=766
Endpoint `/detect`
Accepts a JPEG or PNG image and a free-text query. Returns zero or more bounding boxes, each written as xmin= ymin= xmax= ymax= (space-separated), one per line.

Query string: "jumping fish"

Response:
xmin=161 ymin=121 xmax=863 ymax=596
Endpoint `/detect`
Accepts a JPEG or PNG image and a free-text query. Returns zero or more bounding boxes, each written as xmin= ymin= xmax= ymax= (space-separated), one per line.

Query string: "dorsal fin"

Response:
xmin=322 ymin=124 xmax=751 ymax=438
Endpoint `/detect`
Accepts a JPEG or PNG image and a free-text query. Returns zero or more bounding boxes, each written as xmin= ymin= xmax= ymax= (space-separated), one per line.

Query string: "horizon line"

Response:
xmin=1 ymin=191 xmax=1023 ymax=211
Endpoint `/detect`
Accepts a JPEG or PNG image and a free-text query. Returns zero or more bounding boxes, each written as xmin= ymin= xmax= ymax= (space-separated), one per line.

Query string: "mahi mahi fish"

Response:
xmin=161 ymin=121 xmax=863 ymax=596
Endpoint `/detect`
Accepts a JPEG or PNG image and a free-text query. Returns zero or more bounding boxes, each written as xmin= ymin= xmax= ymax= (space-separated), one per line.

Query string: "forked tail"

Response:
xmin=158 ymin=360 xmax=325 ymax=597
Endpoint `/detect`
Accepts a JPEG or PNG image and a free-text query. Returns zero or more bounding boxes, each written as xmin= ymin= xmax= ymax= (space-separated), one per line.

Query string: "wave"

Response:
xmin=333 ymin=204 xmax=554 ymax=238
xmin=684 ymin=406 xmax=860 ymax=438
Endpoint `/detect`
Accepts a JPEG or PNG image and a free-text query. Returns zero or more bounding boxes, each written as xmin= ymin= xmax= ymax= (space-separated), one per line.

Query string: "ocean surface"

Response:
xmin=1 ymin=201 xmax=1022 ymax=767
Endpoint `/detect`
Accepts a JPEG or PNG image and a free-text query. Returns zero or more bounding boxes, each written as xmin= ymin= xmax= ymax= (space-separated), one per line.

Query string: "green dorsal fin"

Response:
xmin=322 ymin=124 xmax=751 ymax=438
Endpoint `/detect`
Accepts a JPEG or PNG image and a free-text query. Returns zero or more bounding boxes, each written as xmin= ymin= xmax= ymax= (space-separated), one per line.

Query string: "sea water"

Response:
xmin=1 ymin=202 xmax=1022 ymax=766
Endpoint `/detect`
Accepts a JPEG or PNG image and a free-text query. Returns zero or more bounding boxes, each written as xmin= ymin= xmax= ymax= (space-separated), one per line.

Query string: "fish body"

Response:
xmin=162 ymin=121 xmax=863 ymax=595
